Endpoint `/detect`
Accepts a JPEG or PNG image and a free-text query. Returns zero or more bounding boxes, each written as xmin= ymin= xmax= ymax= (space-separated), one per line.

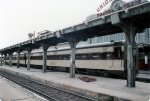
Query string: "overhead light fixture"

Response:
xmin=28 ymin=33 xmax=33 ymax=39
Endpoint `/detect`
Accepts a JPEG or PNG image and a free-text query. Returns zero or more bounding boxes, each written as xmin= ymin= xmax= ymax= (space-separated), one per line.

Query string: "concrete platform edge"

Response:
xmin=0 ymin=68 xmax=129 ymax=101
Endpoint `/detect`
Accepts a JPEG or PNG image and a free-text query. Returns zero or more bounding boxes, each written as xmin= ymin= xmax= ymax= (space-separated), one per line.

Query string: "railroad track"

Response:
xmin=0 ymin=70 xmax=95 ymax=101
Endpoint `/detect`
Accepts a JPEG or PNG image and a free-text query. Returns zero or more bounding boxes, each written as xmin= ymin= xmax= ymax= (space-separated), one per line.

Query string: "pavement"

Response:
xmin=137 ymin=73 xmax=150 ymax=79
xmin=0 ymin=65 xmax=150 ymax=101
xmin=0 ymin=75 xmax=47 ymax=101
xmin=136 ymin=70 xmax=150 ymax=81
xmin=138 ymin=70 xmax=150 ymax=74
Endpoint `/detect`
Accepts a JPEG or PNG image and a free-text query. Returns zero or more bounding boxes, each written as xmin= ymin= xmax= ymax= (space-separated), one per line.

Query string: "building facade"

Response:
xmin=77 ymin=28 xmax=150 ymax=46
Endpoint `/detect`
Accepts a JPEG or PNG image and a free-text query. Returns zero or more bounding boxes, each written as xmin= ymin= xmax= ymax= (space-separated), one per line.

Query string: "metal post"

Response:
xmin=42 ymin=44 xmax=49 ymax=73
xmin=9 ymin=53 xmax=13 ymax=67
xmin=123 ymin=24 xmax=137 ymax=87
xmin=17 ymin=50 xmax=20 ymax=68
xmin=27 ymin=48 xmax=32 ymax=70
xmin=0 ymin=53 xmax=2 ymax=66
xmin=124 ymin=42 xmax=127 ymax=77
xmin=111 ymin=13 xmax=137 ymax=87
xmin=135 ymin=44 xmax=139 ymax=73
xmin=4 ymin=54 xmax=6 ymax=65
xmin=69 ymin=41 xmax=78 ymax=78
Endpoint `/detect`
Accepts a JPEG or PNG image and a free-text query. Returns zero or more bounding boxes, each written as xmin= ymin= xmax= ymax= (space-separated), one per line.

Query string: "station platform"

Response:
xmin=136 ymin=71 xmax=150 ymax=83
xmin=0 ymin=74 xmax=46 ymax=101
xmin=0 ymin=65 xmax=150 ymax=101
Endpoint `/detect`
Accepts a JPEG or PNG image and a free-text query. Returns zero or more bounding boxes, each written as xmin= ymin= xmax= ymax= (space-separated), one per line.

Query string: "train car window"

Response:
xmin=33 ymin=56 xmax=36 ymax=60
xmin=47 ymin=55 xmax=51 ymax=60
xmin=48 ymin=55 xmax=53 ymax=60
xmin=31 ymin=56 xmax=42 ymax=60
xmin=51 ymin=55 xmax=54 ymax=60
xmin=48 ymin=55 xmax=70 ymax=60
xmin=68 ymin=55 xmax=70 ymax=60
xmin=7 ymin=56 xmax=10 ymax=60
xmin=56 ymin=55 xmax=60 ymax=60
xmin=114 ymin=47 xmax=121 ymax=59
xmin=101 ymin=53 xmax=107 ymax=59
xmin=32 ymin=56 xmax=35 ymax=60
xmin=76 ymin=54 xmax=82 ymax=60
xmin=99 ymin=53 xmax=103 ymax=59
xmin=20 ymin=57 xmax=23 ymax=60
xmin=64 ymin=55 xmax=70 ymax=60
xmin=62 ymin=55 xmax=64 ymax=60
xmin=12 ymin=57 xmax=15 ymax=60
xmin=35 ymin=56 xmax=38 ymax=60
xmin=56 ymin=55 xmax=59 ymax=60
xmin=22 ymin=57 xmax=26 ymax=60
xmin=63 ymin=55 xmax=66 ymax=60
xmin=52 ymin=55 xmax=55 ymax=60
xmin=58 ymin=55 xmax=61 ymax=60
xmin=106 ymin=52 xmax=112 ymax=59
xmin=53 ymin=55 xmax=58 ymax=60
xmin=30 ymin=56 xmax=33 ymax=60
xmin=87 ymin=54 xmax=93 ymax=60
xmin=81 ymin=54 xmax=87 ymax=60
xmin=92 ymin=53 xmax=100 ymax=60
xmin=15 ymin=56 xmax=22 ymax=60
xmin=58 ymin=55 xmax=62 ymax=60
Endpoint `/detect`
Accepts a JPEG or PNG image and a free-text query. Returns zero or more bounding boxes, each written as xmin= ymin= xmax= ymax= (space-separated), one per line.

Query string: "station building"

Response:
xmin=77 ymin=28 xmax=150 ymax=46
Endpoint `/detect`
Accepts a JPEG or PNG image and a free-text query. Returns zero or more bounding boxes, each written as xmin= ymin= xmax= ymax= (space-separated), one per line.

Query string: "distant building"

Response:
xmin=32 ymin=28 xmax=150 ymax=53
xmin=80 ymin=0 xmax=150 ymax=46
xmin=136 ymin=28 xmax=150 ymax=44
xmin=77 ymin=28 xmax=150 ymax=46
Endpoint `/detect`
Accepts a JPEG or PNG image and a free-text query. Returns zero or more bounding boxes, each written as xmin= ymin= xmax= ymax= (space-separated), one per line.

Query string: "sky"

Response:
xmin=0 ymin=0 xmax=133 ymax=49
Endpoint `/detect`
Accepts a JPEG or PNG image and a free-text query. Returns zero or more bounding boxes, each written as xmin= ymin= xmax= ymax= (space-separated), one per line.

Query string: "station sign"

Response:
xmin=97 ymin=0 xmax=113 ymax=13
xmin=97 ymin=0 xmax=143 ymax=17
xmin=86 ymin=0 xmax=145 ymax=21
xmin=86 ymin=0 xmax=146 ymax=21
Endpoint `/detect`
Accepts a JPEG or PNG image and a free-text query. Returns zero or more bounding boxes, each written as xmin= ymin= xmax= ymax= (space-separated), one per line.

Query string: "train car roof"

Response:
xmin=31 ymin=40 xmax=125 ymax=53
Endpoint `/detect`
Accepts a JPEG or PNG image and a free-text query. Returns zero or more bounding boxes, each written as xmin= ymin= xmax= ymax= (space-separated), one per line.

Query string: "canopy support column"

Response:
xmin=9 ymin=53 xmax=13 ymax=67
xmin=122 ymin=24 xmax=137 ymax=87
xmin=69 ymin=41 xmax=78 ymax=78
xmin=41 ymin=44 xmax=49 ymax=73
xmin=111 ymin=13 xmax=138 ymax=87
xmin=27 ymin=48 xmax=32 ymax=70
xmin=0 ymin=53 xmax=3 ymax=66
xmin=17 ymin=50 xmax=21 ymax=68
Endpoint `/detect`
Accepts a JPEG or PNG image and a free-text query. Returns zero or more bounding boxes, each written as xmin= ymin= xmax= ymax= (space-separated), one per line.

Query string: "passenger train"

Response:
xmin=5 ymin=41 xmax=150 ymax=78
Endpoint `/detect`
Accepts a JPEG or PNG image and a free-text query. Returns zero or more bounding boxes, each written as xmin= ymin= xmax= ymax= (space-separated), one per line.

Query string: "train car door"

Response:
xmin=138 ymin=46 xmax=150 ymax=71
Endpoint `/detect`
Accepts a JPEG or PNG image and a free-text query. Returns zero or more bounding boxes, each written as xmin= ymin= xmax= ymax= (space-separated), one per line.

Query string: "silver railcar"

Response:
xmin=6 ymin=41 xmax=125 ymax=77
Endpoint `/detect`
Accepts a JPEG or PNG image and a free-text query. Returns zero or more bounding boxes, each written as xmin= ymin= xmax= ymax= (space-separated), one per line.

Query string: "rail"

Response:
xmin=0 ymin=70 xmax=96 ymax=101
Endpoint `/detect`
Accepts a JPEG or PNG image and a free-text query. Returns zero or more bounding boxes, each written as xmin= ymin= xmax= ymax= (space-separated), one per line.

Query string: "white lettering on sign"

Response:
xmin=97 ymin=0 xmax=142 ymax=17
xmin=97 ymin=0 xmax=113 ymax=12
xmin=86 ymin=0 xmax=144 ymax=21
